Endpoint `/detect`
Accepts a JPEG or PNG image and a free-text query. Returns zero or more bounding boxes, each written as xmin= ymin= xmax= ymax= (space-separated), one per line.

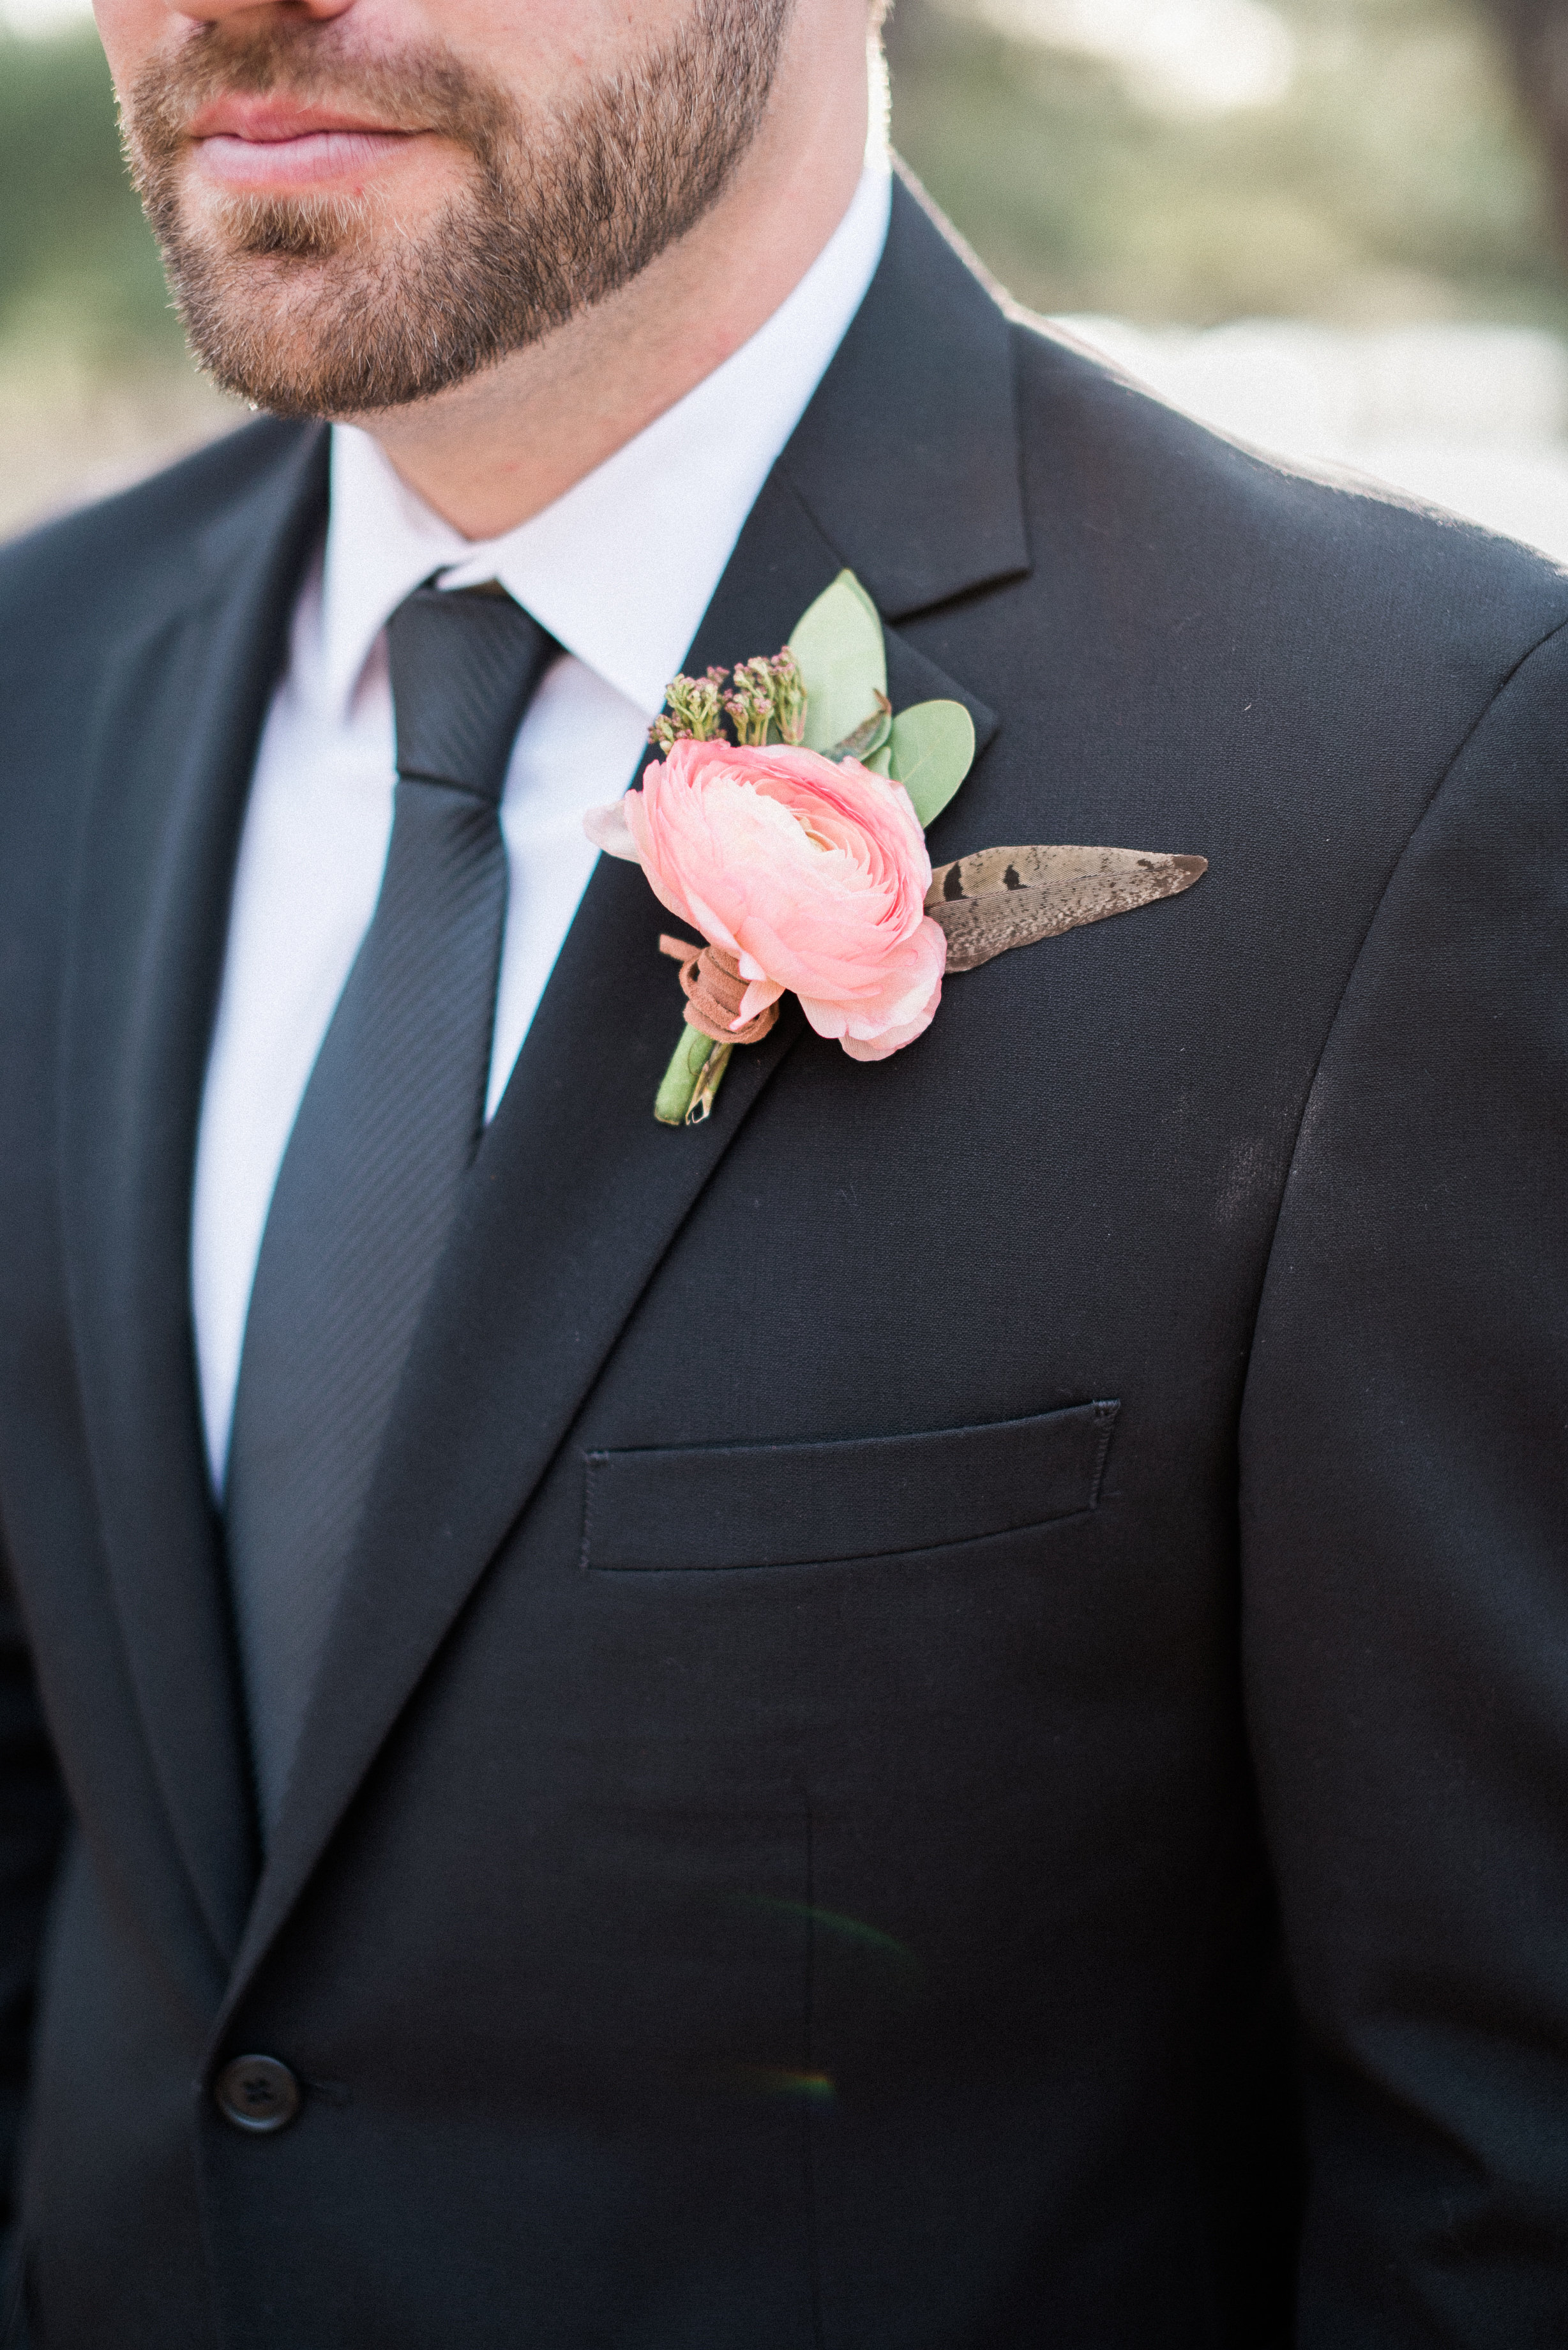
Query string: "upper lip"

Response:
xmin=187 ymin=97 xmax=414 ymax=142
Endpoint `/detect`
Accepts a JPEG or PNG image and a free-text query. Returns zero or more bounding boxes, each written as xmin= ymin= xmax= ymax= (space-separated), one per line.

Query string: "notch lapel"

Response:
xmin=779 ymin=165 xmax=1029 ymax=616
xmin=59 ymin=425 xmax=329 ymax=1975
xmin=220 ymin=185 xmax=1025 ymax=2021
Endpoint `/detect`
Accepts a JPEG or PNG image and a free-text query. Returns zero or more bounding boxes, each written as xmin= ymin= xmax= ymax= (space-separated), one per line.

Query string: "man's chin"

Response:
xmin=167 ymin=263 xmax=363 ymax=417
xmin=172 ymin=263 xmax=486 ymax=420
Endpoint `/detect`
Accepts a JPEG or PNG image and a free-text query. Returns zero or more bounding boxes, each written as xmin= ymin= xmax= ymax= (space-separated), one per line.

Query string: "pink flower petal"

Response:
xmin=582 ymin=796 xmax=642 ymax=862
xmin=736 ymin=976 xmax=785 ymax=1026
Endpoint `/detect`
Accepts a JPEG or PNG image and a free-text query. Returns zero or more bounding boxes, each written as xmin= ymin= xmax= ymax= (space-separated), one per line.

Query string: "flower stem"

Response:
xmin=654 ymin=1026 xmax=735 ymax=1126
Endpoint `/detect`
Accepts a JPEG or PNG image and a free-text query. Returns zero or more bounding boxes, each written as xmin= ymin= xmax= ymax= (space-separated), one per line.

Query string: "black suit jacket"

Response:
xmin=0 ymin=179 xmax=1565 ymax=2349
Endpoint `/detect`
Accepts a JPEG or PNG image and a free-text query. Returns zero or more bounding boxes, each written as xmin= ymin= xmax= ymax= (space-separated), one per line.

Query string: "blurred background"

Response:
xmin=4 ymin=0 xmax=1568 ymax=552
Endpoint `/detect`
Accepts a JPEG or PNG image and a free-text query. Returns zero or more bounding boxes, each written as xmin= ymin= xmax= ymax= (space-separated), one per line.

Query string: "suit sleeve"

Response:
xmin=0 ymin=1536 xmax=67 ymax=2234
xmin=1240 ymin=618 xmax=1568 ymax=2344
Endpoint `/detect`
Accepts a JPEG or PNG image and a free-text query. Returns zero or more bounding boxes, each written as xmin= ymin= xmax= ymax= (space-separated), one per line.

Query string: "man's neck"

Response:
xmin=349 ymin=27 xmax=876 ymax=543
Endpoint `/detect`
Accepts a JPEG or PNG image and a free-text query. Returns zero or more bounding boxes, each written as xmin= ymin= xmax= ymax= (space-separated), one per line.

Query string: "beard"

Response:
xmin=123 ymin=1 xmax=794 ymax=418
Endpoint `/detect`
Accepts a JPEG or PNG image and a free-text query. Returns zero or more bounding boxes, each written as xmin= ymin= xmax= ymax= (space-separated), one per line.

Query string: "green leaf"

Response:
xmin=788 ymin=569 xmax=886 ymax=753
xmin=886 ymin=701 xmax=976 ymax=828
xmin=838 ymin=570 xmax=884 ymax=633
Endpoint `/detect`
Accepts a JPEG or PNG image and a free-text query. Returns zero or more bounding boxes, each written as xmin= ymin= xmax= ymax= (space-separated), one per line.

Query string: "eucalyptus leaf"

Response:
xmin=788 ymin=569 xmax=887 ymax=753
xmin=886 ymin=700 xmax=976 ymax=828
xmin=838 ymin=571 xmax=884 ymax=632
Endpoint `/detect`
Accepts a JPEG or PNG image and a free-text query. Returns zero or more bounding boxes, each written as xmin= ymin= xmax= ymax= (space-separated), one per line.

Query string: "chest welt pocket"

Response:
xmin=582 ymin=1400 xmax=1119 ymax=1573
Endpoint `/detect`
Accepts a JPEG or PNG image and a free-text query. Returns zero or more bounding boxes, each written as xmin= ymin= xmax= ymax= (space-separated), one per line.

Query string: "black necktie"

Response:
xmin=224 ymin=584 xmax=558 ymax=1837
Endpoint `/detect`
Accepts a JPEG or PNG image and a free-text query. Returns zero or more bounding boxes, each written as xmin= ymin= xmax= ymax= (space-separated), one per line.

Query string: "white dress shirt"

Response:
xmin=190 ymin=163 xmax=892 ymax=1487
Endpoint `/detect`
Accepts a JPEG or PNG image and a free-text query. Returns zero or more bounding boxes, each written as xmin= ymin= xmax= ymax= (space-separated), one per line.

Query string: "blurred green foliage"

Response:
xmin=886 ymin=0 xmax=1567 ymax=327
xmin=0 ymin=26 xmax=182 ymax=358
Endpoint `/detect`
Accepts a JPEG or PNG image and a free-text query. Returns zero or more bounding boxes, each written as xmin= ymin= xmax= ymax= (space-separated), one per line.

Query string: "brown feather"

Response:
xmin=924 ymin=845 xmax=1208 ymax=971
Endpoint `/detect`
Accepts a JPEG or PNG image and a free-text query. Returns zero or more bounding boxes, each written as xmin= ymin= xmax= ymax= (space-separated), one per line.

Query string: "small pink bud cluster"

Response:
xmin=649 ymin=648 xmax=806 ymax=753
xmin=649 ymin=667 xmax=727 ymax=749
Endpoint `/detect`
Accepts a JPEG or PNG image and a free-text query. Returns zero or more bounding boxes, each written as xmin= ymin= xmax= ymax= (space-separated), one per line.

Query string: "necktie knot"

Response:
xmin=387 ymin=584 xmax=558 ymax=805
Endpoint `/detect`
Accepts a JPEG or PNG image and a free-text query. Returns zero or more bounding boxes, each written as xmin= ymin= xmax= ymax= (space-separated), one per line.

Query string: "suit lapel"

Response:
xmin=221 ymin=184 xmax=1026 ymax=2020
xmin=779 ymin=163 xmax=1028 ymax=617
xmin=59 ymin=424 xmax=329 ymax=1974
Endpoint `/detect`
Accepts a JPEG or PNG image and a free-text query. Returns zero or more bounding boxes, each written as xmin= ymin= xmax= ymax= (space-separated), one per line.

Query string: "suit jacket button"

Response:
xmin=214 ymin=2054 xmax=301 ymax=2134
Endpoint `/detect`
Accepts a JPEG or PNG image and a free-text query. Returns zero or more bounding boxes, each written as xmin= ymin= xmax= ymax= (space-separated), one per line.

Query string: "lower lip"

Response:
xmin=196 ymin=129 xmax=420 ymax=192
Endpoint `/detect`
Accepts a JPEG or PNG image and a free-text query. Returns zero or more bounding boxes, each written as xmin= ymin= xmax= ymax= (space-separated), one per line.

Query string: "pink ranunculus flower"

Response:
xmin=589 ymin=738 xmax=946 ymax=1063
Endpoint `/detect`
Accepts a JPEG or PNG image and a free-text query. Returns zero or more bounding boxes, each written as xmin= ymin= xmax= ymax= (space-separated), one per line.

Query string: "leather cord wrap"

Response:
xmin=670 ymin=940 xmax=780 ymax=1046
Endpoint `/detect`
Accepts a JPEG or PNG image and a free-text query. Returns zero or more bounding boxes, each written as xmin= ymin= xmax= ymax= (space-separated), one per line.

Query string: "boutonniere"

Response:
xmin=585 ymin=571 xmax=1206 ymax=1126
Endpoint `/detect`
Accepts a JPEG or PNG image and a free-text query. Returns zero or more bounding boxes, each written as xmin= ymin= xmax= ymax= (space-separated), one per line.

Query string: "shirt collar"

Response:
xmin=321 ymin=161 xmax=892 ymax=722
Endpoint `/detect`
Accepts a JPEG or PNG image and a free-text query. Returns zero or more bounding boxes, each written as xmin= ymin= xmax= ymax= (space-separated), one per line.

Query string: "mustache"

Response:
xmin=126 ymin=19 xmax=509 ymax=170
